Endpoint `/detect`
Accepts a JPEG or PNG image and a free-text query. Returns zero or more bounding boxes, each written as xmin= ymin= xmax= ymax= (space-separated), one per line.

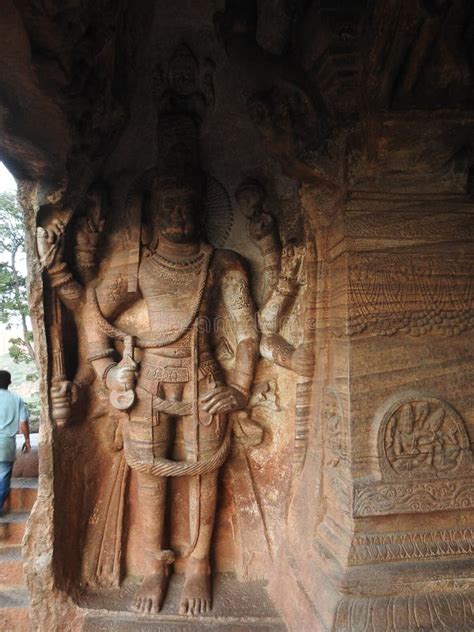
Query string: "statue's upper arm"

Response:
xmin=218 ymin=250 xmax=258 ymax=343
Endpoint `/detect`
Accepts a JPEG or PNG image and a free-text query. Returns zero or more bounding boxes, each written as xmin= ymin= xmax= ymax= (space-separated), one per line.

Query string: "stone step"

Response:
xmin=0 ymin=587 xmax=31 ymax=631
xmin=0 ymin=512 xmax=29 ymax=545
xmin=80 ymin=574 xmax=287 ymax=632
xmin=0 ymin=546 xmax=24 ymax=587
xmin=4 ymin=478 xmax=38 ymax=513
xmin=83 ymin=613 xmax=286 ymax=631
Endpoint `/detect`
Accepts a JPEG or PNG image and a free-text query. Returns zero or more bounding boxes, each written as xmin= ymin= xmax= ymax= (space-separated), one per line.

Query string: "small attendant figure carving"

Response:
xmin=236 ymin=179 xmax=314 ymax=377
xmin=84 ymin=173 xmax=259 ymax=615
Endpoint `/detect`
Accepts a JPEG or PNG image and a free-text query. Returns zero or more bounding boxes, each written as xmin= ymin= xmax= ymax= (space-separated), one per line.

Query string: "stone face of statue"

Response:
xmin=156 ymin=188 xmax=201 ymax=244
xmin=235 ymin=184 xmax=264 ymax=220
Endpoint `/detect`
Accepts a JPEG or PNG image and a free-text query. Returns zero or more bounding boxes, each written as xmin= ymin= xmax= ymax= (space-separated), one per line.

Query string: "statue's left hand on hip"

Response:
xmin=200 ymin=385 xmax=247 ymax=415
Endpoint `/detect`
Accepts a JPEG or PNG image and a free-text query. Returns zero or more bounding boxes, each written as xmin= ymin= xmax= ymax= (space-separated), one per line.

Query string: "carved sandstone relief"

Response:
xmin=352 ymin=393 xmax=473 ymax=517
xmin=347 ymin=253 xmax=474 ymax=337
xmin=32 ymin=40 xmax=321 ymax=619
xmin=354 ymin=479 xmax=474 ymax=517
xmin=316 ymin=385 xmax=352 ymax=514
xmin=350 ymin=527 xmax=474 ymax=565
xmin=335 ymin=591 xmax=474 ymax=632
xmin=236 ymin=177 xmax=316 ymax=476
xmin=379 ymin=396 xmax=472 ymax=480
xmin=3 ymin=3 xmax=472 ymax=631
xmin=34 ymin=44 xmax=264 ymax=617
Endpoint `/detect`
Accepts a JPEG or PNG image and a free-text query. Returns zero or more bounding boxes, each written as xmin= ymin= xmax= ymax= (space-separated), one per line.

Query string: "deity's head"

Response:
xmin=235 ymin=179 xmax=265 ymax=219
xmin=153 ymin=177 xmax=203 ymax=244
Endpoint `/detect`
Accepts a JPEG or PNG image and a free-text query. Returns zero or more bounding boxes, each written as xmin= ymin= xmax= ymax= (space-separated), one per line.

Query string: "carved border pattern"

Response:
xmin=350 ymin=528 xmax=474 ymax=564
xmin=353 ymin=479 xmax=474 ymax=516
xmin=335 ymin=591 xmax=474 ymax=631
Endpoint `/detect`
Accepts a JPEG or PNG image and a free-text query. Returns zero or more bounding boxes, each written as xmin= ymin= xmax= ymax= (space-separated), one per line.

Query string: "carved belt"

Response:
xmin=140 ymin=357 xmax=191 ymax=385
xmin=144 ymin=347 xmax=191 ymax=359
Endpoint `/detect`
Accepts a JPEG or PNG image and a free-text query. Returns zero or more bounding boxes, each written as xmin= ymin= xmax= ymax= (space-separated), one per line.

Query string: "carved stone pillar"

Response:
xmin=270 ymin=114 xmax=474 ymax=631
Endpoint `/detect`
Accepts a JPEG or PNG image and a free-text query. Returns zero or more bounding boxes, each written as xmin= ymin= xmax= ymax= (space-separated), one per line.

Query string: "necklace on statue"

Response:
xmin=148 ymin=243 xmax=206 ymax=275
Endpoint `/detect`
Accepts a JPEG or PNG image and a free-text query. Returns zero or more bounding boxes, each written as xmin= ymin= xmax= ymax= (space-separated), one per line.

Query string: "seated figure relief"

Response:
xmin=384 ymin=400 xmax=467 ymax=477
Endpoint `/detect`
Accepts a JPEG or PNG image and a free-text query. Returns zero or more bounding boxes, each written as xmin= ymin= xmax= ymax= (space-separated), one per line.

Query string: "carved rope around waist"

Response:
xmin=151 ymin=396 xmax=193 ymax=416
xmin=125 ymin=421 xmax=232 ymax=477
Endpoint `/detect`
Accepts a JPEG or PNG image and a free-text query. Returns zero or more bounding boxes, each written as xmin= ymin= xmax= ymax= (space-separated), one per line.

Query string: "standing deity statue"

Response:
xmin=82 ymin=173 xmax=259 ymax=615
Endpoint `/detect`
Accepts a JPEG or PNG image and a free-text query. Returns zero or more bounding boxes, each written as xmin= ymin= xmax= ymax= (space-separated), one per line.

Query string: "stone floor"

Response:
xmin=0 ymin=477 xmax=38 ymax=632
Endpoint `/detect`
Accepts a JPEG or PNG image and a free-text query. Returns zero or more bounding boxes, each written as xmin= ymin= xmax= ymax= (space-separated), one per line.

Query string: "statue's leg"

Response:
xmin=179 ymin=413 xmax=227 ymax=616
xmin=130 ymin=405 xmax=173 ymax=614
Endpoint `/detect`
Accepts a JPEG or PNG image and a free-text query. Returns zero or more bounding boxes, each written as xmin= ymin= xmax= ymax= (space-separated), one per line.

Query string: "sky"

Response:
xmin=0 ymin=162 xmax=22 ymax=355
xmin=0 ymin=161 xmax=16 ymax=191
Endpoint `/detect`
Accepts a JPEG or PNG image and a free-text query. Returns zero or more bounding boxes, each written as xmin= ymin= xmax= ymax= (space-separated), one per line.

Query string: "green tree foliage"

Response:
xmin=0 ymin=191 xmax=37 ymax=378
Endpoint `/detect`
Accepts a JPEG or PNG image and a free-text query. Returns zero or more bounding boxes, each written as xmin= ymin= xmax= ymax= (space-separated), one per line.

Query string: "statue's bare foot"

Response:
xmin=131 ymin=570 xmax=169 ymax=614
xmin=179 ymin=558 xmax=211 ymax=615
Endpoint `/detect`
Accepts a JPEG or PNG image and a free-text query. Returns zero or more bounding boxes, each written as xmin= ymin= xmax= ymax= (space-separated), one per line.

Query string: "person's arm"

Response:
xmin=18 ymin=399 xmax=31 ymax=453
xmin=20 ymin=420 xmax=31 ymax=453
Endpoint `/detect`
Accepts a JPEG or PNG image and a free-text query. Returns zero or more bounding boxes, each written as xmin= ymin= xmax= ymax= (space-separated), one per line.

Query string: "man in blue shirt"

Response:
xmin=0 ymin=370 xmax=31 ymax=514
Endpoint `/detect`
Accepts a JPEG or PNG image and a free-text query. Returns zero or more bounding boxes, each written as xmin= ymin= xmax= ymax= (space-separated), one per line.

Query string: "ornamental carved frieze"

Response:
xmin=347 ymin=254 xmax=474 ymax=337
xmin=378 ymin=395 xmax=472 ymax=481
xmin=349 ymin=527 xmax=474 ymax=565
xmin=354 ymin=478 xmax=474 ymax=517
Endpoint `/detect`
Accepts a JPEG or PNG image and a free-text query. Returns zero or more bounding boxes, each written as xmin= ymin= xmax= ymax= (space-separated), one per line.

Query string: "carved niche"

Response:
xmin=378 ymin=393 xmax=472 ymax=481
xmin=32 ymin=38 xmax=319 ymax=619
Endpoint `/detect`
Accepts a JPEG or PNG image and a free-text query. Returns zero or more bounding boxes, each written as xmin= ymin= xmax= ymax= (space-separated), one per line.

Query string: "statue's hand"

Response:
xmin=105 ymin=361 xmax=137 ymax=392
xmin=280 ymin=244 xmax=305 ymax=284
xmin=290 ymin=343 xmax=315 ymax=377
xmin=200 ymin=385 xmax=247 ymax=415
xmin=37 ymin=219 xmax=66 ymax=268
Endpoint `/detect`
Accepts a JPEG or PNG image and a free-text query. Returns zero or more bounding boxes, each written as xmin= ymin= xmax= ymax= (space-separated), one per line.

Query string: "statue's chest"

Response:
xmin=139 ymin=254 xmax=210 ymax=331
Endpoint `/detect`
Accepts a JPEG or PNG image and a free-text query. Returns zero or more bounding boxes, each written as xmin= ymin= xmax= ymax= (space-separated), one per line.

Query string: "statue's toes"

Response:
xmin=130 ymin=597 xmax=142 ymax=612
xmin=180 ymin=596 xmax=211 ymax=615
xmin=144 ymin=598 xmax=153 ymax=614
